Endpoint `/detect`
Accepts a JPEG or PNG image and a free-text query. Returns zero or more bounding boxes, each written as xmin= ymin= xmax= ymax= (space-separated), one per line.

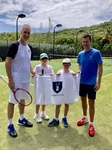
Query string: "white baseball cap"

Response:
xmin=62 ymin=58 xmax=71 ymax=64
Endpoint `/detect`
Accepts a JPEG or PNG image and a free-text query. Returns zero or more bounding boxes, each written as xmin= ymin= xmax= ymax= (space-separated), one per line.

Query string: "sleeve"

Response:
xmin=50 ymin=66 xmax=54 ymax=74
xmin=77 ymin=53 xmax=80 ymax=64
xmin=28 ymin=44 xmax=33 ymax=60
xmin=95 ymin=51 xmax=103 ymax=65
xmin=7 ymin=42 xmax=19 ymax=59
xmin=33 ymin=65 xmax=40 ymax=74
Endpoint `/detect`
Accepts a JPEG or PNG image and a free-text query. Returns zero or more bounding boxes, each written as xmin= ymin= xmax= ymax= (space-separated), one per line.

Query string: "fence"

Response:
xmin=0 ymin=45 xmax=112 ymax=61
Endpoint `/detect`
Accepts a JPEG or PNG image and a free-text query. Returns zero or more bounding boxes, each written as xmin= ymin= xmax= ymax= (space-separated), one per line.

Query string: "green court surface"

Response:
xmin=0 ymin=58 xmax=112 ymax=150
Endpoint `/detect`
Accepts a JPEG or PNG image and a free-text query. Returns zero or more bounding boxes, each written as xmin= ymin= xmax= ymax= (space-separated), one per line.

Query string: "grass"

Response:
xmin=0 ymin=58 xmax=112 ymax=150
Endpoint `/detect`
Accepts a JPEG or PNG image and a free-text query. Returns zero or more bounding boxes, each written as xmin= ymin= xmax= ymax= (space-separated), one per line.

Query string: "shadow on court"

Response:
xmin=5 ymin=119 xmax=112 ymax=150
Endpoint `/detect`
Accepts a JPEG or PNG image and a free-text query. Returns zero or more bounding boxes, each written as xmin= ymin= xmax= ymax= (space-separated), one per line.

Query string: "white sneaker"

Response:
xmin=40 ymin=112 xmax=49 ymax=120
xmin=34 ymin=114 xmax=42 ymax=123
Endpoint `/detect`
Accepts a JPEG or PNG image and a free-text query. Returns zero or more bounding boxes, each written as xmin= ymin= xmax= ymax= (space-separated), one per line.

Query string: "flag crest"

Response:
xmin=52 ymin=81 xmax=62 ymax=93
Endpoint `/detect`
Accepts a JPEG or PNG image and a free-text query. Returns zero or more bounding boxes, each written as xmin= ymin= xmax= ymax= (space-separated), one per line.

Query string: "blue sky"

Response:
xmin=0 ymin=0 xmax=112 ymax=33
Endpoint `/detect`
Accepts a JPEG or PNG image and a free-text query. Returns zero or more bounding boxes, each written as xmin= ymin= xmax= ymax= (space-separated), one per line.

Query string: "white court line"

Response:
xmin=102 ymin=73 xmax=112 ymax=78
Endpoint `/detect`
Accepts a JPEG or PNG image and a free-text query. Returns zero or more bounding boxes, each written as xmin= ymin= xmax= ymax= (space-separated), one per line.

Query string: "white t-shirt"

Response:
xmin=11 ymin=43 xmax=31 ymax=83
xmin=57 ymin=69 xmax=74 ymax=75
xmin=34 ymin=64 xmax=54 ymax=76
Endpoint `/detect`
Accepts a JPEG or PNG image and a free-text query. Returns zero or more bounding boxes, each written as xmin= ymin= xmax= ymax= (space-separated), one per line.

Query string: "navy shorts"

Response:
xmin=79 ymin=84 xmax=96 ymax=100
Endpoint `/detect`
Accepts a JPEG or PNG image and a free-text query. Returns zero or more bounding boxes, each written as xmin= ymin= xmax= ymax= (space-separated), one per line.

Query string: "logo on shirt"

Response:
xmin=52 ymin=81 xmax=62 ymax=93
xmin=89 ymin=55 xmax=93 ymax=60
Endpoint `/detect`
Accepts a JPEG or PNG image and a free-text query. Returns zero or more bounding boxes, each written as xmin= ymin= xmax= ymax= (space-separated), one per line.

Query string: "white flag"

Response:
xmin=34 ymin=74 xmax=80 ymax=105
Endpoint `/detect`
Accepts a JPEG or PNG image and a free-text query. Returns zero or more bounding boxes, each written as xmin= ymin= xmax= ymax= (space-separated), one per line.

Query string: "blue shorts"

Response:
xmin=79 ymin=83 xmax=96 ymax=100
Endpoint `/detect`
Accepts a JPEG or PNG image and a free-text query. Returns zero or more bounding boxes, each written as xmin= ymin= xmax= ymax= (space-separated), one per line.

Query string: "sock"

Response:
xmin=36 ymin=113 xmax=39 ymax=116
xmin=84 ymin=116 xmax=88 ymax=119
xmin=55 ymin=118 xmax=59 ymax=121
xmin=63 ymin=116 xmax=66 ymax=118
xmin=8 ymin=119 xmax=12 ymax=125
xmin=20 ymin=114 xmax=24 ymax=120
xmin=41 ymin=111 xmax=45 ymax=115
xmin=89 ymin=122 xmax=94 ymax=126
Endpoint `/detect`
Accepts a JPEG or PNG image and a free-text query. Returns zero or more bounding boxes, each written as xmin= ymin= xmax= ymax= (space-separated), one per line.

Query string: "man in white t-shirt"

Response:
xmin=5 ymin=24 xmax=35 ymax=138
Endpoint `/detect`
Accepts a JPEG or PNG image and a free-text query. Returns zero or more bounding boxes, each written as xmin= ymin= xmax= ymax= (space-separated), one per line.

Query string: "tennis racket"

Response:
xmin=0 ymin=75 xmax=32 ymax=106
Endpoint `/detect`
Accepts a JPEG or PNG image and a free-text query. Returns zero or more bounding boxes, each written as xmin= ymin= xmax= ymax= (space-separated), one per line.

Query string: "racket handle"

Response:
xmin=42 ymin=69 xmax=44 ymax=75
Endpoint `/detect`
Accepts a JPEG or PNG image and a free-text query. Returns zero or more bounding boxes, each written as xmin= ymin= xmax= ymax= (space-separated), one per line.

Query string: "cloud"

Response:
xmin=0 ymin=0 xmax=112 ymax=32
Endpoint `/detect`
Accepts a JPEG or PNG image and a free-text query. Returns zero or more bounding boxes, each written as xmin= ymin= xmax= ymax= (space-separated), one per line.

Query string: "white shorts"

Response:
xmin=9 ymin=82 xmax=30 ymax=104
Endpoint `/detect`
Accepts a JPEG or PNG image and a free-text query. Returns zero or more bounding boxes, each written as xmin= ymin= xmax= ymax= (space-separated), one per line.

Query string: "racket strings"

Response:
xmin=14 ymin=88 xmax=32 ymax=106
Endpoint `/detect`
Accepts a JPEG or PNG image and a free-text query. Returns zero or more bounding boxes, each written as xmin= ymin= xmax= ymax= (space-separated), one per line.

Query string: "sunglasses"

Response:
xmin=41 ymin=57 xmax=48 ymax=60
xmin=63 ymin=63 xmax=71 ymax=65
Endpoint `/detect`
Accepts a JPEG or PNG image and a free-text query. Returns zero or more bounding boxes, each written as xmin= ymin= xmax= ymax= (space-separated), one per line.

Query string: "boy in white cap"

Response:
xmin=48 ymin=58 xmax=76 ymax=128
xmin=33 ymin=53 xmax=54 ymax=123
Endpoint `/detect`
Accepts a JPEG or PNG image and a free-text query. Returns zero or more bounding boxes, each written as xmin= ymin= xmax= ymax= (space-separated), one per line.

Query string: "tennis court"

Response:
xmin=0 ymin=58 xmax=112 ymax=150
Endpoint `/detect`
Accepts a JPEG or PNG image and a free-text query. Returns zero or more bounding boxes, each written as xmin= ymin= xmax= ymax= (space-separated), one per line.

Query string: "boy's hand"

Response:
xmin=31 ymin=71 xmax=36 ymax=77
xmin=76 ymin=71 xmax=81 ymax=74
xmin=56 ymin=73 xmax=61 ymax=76
xmin=71 ymin=72 xmax=76 ymax=75
xmin=71 ymin=71 xmax=81 ymax=75
xmin=39 ymin=73 xmax=43 ymax=76
xmin=50 ymin=73 xmax=54 ymax=76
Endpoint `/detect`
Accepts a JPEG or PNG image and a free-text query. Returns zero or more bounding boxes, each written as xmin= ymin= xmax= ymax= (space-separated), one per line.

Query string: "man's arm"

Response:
xmin=78 ymin=64 xmax=81 ymax=71
xmin=5 ymin=57 xmax=14 ymax=91
xmin=77 ymin=64 xmax=81 ymax=74
xmin=30 ymin=62 xmax=35 ymax=76
xmin=94 ymin=64 xmax=103 ymax=91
